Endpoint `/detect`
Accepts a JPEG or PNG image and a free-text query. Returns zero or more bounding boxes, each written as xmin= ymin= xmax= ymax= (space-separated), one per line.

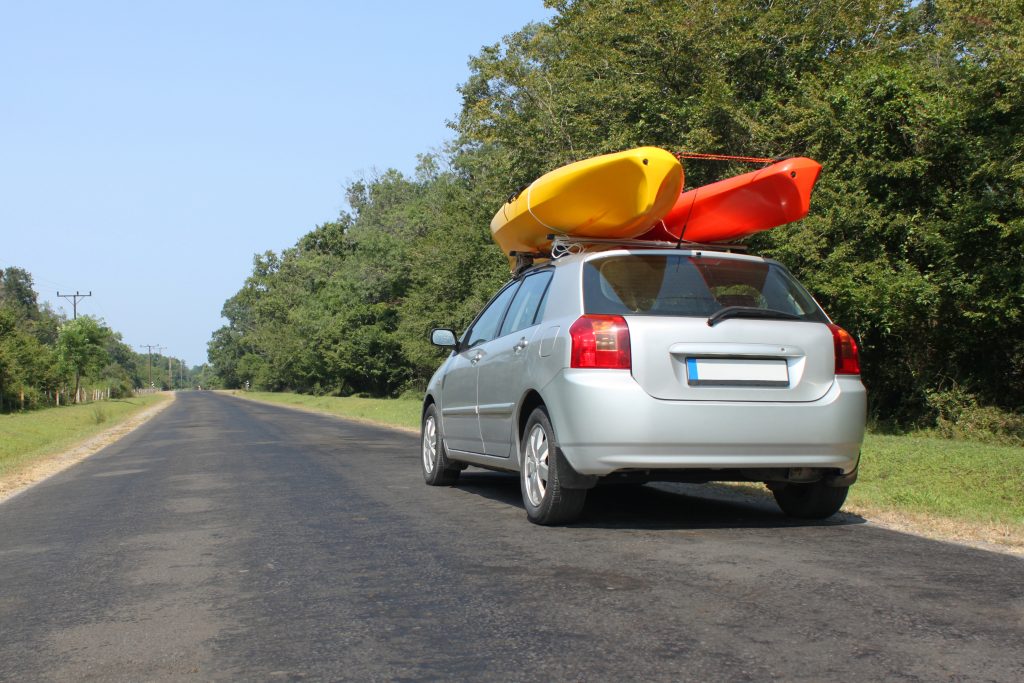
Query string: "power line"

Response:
xmin=57 ymin=290 xmax=92 ymax=319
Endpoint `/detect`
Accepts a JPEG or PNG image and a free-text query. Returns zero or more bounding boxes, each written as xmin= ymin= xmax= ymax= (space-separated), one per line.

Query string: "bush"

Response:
xmin=926 ymin=388 xmax=1024 ymax=445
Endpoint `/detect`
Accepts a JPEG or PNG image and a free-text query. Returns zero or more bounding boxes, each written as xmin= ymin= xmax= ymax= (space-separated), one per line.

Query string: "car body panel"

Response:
xmin=477 ymin=324 xmax=543 ymax=457
xmin=628 ymin=318 xmax=836 ymax=402
xmin=541 ymin=370 xmax=865 ymax=475
xmin=438 ymin=349 xmax=483 ymax=453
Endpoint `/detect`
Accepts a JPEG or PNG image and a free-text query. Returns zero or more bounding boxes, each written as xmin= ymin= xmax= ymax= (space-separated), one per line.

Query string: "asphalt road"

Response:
xmin=1 ymin=392 xmax=1021 ymax=681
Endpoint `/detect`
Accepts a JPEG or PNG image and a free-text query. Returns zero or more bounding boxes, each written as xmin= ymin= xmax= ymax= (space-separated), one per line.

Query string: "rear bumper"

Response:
xmin=541 ymin=370 xmax=866 ymax=477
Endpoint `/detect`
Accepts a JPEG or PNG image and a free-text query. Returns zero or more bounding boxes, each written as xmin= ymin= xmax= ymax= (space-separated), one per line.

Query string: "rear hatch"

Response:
xmin=582 ymin=251 xmax=835 ymax=402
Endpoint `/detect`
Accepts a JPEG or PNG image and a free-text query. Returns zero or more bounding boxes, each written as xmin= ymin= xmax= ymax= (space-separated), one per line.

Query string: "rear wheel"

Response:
xmin=520 ymin=407 xmax=587 ymax=525
xmin=772 ymin=481 xmax=848 ymax=519
xmin=422 ymin=404 xmax=460 ymax=486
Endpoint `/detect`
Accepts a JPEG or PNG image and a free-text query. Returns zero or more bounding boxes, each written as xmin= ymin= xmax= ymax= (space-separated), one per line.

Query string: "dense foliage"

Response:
xmin=0 ymin=266 xmax=193 ymax=411
xmin=209 ymin=0 xmax=1023 ymax=427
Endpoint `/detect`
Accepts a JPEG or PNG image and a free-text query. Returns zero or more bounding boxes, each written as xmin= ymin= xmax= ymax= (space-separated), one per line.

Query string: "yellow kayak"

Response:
xmin=490 ymin=147 xmax=684 ymax=259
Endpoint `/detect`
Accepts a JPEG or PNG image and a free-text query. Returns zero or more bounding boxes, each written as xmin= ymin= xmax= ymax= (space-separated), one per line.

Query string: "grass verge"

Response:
xmin=229 ymin=391 xmax=422 ymax=431
xmin=850 ymin=433 xmax=1023 ymax=527
xmin=0 ymin=394 xmax=171 ymax=478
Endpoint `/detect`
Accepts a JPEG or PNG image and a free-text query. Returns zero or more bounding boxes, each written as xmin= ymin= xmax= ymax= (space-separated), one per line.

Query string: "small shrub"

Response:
xmin=926 ymin=388 xmax=1024 ymax=445
xmin=91 ymin=405 xmax=108 ymax=425
xmin=398 ymin=386 xmax=424 ymax=401
xmin=108 ymin=380 xmax=135 ymax=399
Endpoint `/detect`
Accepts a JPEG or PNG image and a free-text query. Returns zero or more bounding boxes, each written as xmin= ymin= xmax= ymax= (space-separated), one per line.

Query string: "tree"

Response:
xmin=0 ymin=266 xmax=39 ymax=320
xmin=56 ymin=317 xmax=111 ymax=402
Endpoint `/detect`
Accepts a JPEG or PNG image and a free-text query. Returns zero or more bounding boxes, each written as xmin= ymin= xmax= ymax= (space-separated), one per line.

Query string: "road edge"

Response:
xmin=0 ymin=393 xmax=177 ymax=505
xmin=219 ymin=390 xmax=419 ymax=434
xmin=706 ymin=482 xmax=1023 ymax=559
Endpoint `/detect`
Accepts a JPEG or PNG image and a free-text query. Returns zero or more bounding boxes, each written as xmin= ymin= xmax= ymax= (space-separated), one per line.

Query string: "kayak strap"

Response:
xmin=673 ymin=152 xmax=777 ymax=164
xmin=526 ymin=182 xmax=567 ymax=236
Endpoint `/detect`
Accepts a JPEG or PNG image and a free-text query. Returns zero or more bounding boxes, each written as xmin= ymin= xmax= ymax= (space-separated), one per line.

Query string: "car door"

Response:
xmin=476 ymin=271 xmax=554 ymax=457
xmin=440 ymin=281 xmax=520 ymax=454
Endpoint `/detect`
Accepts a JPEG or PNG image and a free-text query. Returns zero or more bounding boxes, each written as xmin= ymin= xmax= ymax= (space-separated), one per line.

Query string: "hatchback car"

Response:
xmin=421 ymin=246 xmax=866 ymax=525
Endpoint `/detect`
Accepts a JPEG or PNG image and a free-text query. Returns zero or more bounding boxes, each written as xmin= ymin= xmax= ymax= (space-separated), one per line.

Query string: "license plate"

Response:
xmin=686 ymin=357 xmax=789 ymax=387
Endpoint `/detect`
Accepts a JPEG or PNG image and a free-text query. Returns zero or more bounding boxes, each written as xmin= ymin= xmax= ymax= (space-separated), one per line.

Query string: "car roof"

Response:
xmin=513 ymin=246 xmax=781 ymax=282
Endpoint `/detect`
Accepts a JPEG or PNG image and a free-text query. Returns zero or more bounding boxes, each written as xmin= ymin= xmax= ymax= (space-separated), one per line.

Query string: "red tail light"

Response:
xmin=828 ymin=323 xmax=861 ymax=375
xmin=569 ymin=315 xmax=631 ymax=369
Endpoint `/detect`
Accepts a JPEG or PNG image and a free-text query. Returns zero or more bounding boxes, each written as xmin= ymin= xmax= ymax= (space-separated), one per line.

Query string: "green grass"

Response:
xmin=235 ymin=391 xmax=1024 ymax=527
xmin=850 ymin=433 xmax=1024 ymax=526
xmin=235 ymin=391 xmax=422 ymax=431
xmin=0 ymin=394 xmax=170 ymax=477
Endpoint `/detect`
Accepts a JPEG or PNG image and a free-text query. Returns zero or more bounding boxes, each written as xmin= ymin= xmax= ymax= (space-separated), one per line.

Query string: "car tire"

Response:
xmin=772 ymin=481 xmax=849 ymax=519
xmin=422 ymin=404 xmax=460 ymax=486
xmin=520 ymin=407 xmax=587 ymax=525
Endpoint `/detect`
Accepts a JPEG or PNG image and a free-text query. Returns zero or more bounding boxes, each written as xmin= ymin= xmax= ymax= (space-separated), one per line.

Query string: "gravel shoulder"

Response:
xmin=0 ymin=393 xmax=175 ymax=504
xmin=711 ymin=482 xmax=1024 ymax=558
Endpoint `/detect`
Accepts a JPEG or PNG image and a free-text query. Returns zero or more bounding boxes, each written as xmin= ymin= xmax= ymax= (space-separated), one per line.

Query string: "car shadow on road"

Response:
xmin=453 ymin=471 xmax=866 ymax=530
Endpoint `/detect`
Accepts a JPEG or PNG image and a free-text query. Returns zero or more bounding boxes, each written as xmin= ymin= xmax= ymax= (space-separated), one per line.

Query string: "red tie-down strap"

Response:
xmin=673 ymin=151 xmax=777 ymax=164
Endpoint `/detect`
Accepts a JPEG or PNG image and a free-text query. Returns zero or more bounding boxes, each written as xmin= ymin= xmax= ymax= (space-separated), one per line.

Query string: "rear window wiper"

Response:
xmin=707 ymin=306 xmax=803 ymax=327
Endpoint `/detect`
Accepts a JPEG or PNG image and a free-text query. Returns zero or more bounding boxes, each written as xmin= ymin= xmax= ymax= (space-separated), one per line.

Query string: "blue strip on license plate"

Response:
xmin=687 ymin=358 xmax=789 ymax=387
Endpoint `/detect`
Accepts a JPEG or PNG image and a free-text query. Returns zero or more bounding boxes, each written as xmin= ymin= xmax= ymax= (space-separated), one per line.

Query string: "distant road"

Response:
xmin=1 ymin=392 xmax=1021 ymax=681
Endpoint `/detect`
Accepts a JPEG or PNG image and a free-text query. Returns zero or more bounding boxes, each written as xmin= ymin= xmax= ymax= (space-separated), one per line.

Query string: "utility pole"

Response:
xmin=57 ymin=290 xmax=93 ymax=403
xmin=167 ymin=355 xmax=172 ymax=389
xmin=57 ymin=291 xmax=92 ymax=319
xmin=139 ymin=344 xmax=164 ymax=388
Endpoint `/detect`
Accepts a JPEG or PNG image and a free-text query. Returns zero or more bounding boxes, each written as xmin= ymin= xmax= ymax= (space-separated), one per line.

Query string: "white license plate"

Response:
xmin=686 ymin=357 xmax=789 ymax=387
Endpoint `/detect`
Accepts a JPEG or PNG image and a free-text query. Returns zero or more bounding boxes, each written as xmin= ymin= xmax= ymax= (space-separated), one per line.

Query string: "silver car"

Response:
xmin=421 ymin=246 xmax=866 ymax=525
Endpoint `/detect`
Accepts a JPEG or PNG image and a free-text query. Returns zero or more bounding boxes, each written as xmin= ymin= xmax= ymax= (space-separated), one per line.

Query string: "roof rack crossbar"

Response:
xmin=548 ymin=235 xmax=749 ymax=254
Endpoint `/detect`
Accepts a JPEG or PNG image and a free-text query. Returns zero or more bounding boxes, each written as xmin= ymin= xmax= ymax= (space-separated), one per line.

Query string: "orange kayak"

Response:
xmin=637 ymin=157 xmax=822 ymax=243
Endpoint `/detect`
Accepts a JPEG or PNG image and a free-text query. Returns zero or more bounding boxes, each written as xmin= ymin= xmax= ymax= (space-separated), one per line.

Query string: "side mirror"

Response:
xmin=430 ymin=328 xmax=458 ymax=349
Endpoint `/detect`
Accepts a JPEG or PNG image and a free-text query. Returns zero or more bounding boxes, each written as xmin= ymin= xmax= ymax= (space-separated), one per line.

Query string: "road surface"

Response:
xmin=1 ymin=392 xmax=1021 ymax=681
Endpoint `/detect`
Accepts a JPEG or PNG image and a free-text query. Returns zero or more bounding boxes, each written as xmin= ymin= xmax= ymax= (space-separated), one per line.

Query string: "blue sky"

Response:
xmin=0 ymin=1 xmax=553 ymax=366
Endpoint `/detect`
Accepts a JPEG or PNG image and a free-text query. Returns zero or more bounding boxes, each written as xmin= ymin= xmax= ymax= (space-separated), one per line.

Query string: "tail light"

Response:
xmin=828 ymin=323 xmax=861 ymax=375
xmin=569 ymin=315 xmax=631 ymax=369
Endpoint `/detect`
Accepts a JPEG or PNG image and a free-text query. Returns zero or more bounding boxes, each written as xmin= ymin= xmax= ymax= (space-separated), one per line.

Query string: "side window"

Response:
xmin=464 ymin=283 xmax=520 ymax=349
xmin=498 ymin=272 xmax=554 ymax=338
xmin=532 ymin=275 xmax=553 ymax=325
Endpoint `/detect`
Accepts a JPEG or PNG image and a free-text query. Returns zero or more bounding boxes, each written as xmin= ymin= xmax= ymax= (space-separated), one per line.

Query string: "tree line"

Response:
xmin=209 ymin=0 xmax=1023 ymax=429
xmin=0 ymin=266 xmax=194 ymax=412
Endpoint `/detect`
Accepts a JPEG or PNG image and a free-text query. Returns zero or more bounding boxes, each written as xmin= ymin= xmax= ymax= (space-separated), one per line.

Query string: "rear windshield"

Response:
xmin=583 ymin=254 xmax=827 ymax=321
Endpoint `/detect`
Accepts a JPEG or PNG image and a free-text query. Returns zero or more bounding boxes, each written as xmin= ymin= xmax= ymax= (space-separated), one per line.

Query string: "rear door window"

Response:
xmin=498 ymin=271 xmax=553 ymax=338
xmin=583 ymin=255 xmax=826 ymax=321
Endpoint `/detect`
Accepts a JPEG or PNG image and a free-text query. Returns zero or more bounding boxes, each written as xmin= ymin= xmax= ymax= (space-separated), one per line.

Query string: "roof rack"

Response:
xmin=509 ymin=250 xmax=551 ymax=279
xmin=548 ymin=235 xmax=748 ymax=259
xmin=508 ymin=237 xmax=750 ymax=276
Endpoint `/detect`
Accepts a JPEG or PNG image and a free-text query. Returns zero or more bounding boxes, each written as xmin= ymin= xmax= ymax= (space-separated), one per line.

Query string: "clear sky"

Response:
xmin=0 ymin=1 xmax=553 ymax=366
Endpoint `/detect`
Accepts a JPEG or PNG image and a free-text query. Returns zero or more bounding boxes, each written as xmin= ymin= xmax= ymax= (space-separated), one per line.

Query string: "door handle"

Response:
xmin=513 ymin=338 xmax=529 ymax=354
xmin=471 ymin=351 xmax=484 ymax=365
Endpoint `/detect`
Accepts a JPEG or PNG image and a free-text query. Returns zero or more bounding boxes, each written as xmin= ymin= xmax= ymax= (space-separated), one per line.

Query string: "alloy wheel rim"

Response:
xmin=524 ymin=423 xmax=549 ymax=507
xmin=423 ymin=415 xmax=437 ymax=474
